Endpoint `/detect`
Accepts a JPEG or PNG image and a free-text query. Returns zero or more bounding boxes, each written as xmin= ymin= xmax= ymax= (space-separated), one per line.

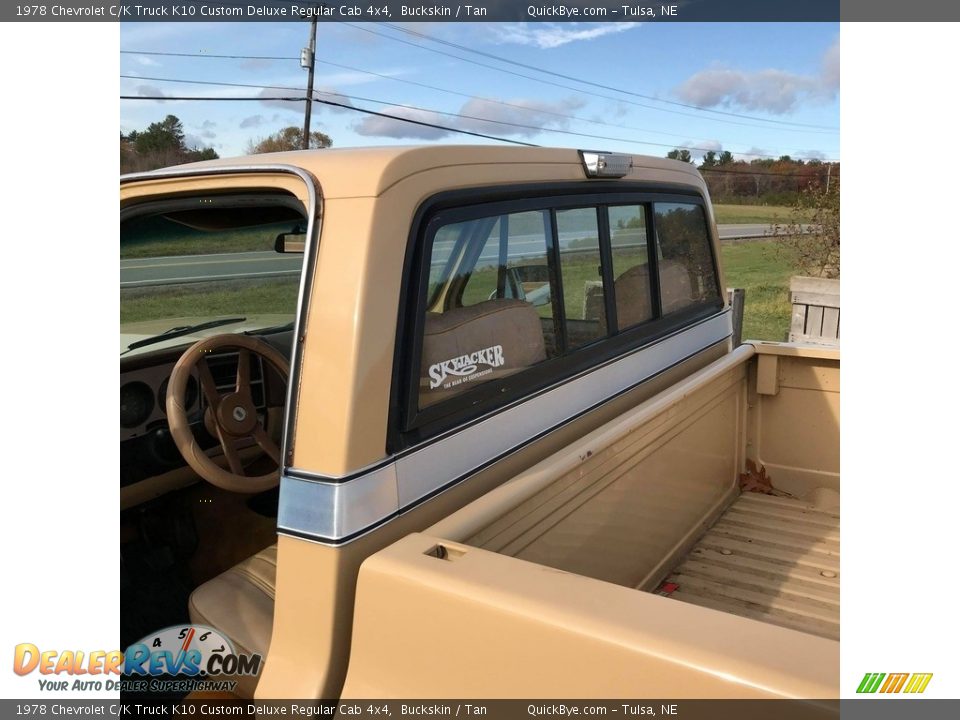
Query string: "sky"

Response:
xmin=119 ymin=21 xmax=840 ymax=162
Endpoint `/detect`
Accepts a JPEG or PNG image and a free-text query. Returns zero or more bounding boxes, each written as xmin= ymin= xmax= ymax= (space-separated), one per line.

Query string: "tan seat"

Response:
xmin=420 ymin=299 xmax=546 ymax=406
xmin=613 ymin=259 xmax=695 ymax=330
xmin=188 ymin=544 xmax=276 ymax=698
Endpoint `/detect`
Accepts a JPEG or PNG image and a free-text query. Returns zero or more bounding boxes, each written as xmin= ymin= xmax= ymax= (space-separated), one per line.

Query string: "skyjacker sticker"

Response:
xmin=428 ymin=345 xmax=505 ymax=389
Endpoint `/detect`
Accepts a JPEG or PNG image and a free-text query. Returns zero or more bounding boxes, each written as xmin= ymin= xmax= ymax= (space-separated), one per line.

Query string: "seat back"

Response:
xmin=613 ymin=259 xmax=695 ymax=329
xmin=420 ymin=299 xmax=546 ymax=406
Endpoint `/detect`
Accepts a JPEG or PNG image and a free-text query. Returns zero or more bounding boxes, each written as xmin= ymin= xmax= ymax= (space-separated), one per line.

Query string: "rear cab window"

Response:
xmin=402 ymin=188 xmax=724 ymax=444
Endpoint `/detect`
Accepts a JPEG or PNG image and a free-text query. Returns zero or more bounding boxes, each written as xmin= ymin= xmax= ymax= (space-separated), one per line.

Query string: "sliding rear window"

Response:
xmin=400 ymin=189 xmax=724 ymax=441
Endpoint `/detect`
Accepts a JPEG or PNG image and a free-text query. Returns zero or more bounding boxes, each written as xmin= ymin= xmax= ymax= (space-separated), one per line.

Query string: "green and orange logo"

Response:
xmin=857 ymin=672 xmax=933 ymax=694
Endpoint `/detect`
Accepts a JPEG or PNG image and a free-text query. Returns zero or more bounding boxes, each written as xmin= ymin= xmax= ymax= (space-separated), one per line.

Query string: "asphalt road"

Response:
xmin=120 ymin=223 xmax=779 ymax=288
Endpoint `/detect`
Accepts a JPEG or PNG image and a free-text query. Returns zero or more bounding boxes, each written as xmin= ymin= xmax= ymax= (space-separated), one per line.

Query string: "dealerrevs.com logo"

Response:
xmin=856 ymin=672 xmax=933 ymax=694
xmin=13 ymin=625 xmax=262 ymax=693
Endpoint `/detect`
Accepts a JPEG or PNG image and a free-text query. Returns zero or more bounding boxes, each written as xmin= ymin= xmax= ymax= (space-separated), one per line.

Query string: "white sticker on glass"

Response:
xmin=428 ymin=345 xmax=506 ymax=390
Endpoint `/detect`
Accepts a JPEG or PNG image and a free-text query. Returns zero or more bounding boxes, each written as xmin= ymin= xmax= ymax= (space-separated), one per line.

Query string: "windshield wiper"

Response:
xmin=123 ymin=317 xmax=247 ymax=353
xmin=244 ymin=320 xmax=295 ymax=336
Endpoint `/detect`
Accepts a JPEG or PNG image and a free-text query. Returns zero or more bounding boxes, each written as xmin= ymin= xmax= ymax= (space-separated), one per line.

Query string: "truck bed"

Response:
xmin=659 ymin=492 xmax=840 ymax=640
xmin=343 ymin=345 xmax=841 ymax=698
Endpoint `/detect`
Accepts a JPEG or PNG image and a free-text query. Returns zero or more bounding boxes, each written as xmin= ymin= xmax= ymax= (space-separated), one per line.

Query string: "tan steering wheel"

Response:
xmin=166 ymin=334 xmax=290 ymax=493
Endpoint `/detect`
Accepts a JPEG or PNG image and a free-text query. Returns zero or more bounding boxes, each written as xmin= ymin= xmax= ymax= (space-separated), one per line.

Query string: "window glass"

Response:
xmin=555 ymin=207 xmax=606 ymax=347
xmin=420 ymin=210 xmax=553 ymax=409
xmin=120 ymin=205 xmax=303 ymax=357
xmin=653 ymin=203 xmax=721 ymax=314
xmin=608 ymin=205 xmax=653 ymax=330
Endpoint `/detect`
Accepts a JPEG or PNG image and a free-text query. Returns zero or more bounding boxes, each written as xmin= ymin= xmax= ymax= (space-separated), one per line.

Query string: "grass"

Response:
xmin=120 ymin=278 xmax=299 ymax=324
xmin=713 ymin=203 xmax=814 ymax=225
xmin=720 ymin=239 xmax=799 ymax=341
xmin=121 ymin=215 xmax=300 ymax=259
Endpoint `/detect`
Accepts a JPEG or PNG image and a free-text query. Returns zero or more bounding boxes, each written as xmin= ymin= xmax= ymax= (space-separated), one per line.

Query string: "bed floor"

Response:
xmin=660 ymin=492 xmax=840 ymax=640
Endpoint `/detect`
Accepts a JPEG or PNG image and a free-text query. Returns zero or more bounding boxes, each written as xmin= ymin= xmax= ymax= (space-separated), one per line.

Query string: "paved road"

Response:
xmin=120 ymin=224 xmax=779 ymax=288
xmin=120 ymin=251 xmax=297 ymax=288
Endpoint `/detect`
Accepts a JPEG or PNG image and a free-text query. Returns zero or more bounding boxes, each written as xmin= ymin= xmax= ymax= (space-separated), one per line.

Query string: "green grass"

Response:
xmin=121 ymin=278 xmax=299 ymax=324
xmin=720 ymin=240 xmax=798 ymax=341
xmin=713 ymin=204 xmax=814 ymax=225
xmin=121 ymin=215 xmax=300 ymax=259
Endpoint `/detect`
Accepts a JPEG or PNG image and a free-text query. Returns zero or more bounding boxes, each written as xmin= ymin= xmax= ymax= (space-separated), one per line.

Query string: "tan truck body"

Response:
xmin=120 ymin=147 xmax=839 ymax=700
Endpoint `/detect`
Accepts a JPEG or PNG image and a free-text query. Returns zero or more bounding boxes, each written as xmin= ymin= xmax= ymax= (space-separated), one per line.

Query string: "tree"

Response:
xmin=700 ymin=151 xmax=718 ymax=168
xmin=666 ymin=148 xmax=692 ymax=163
xmin=247 ymin=127 xmax=333 ymax=154
xmin=134 ymin=115 xmax=186 ymax=155
xmin=718 ymin=150 xmax=734 ymax=166
xmin=120 ymin=115 xmax=219 ymax=173
xmin=774 ymin=179 xmax=840 ymax=278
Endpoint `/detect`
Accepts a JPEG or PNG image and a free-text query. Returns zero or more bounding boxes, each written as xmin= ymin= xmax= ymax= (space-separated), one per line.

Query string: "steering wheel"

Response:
xmin=166 ymin=334 xmax=290 ymax=493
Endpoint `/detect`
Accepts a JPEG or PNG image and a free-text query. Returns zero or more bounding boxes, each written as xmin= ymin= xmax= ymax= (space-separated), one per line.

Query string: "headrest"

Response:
xmin=613 ymin=259 xmax=695 ymax=329
xmin=420 ymin=299 xmax=547 ymax=406
xmin=659 ymin=259 xmax=694 ymax=313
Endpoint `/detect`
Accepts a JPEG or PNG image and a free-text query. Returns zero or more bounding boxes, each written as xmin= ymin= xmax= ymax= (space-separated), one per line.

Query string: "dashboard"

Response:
xmin=120 ymin=345 xmax=275 ymax=489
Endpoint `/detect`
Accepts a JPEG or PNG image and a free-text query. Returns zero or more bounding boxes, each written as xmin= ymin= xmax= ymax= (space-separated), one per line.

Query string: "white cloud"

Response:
xmin=674 ymin=38 xmax=839 ymax=115
xmin=184 ymin=133 xmax=213 ymax=151
xmin=683 ymin=139 xmax=723 ymax=161
xmin=256 ymin=87 xmax=303 ymax=113
xmin=492 ymin=22 xmax=639 ymax=49
xmin=353 ymin=105 xmax=449 ymax=140
xmin=312 ymin=87 xmax=356 ymax=114
xmin=457 ymin=96 xmax=586 ymax=137
xmin=353 ymin=96 xmax=586 ymax=140
xmin=734 ymin=147 xmax=771 ymax=161
xmin=135 ymin=56 xmax=160 ymax=67
xmin=195 ymin=121 xmax=217 ymax=140
xmin=135 ymin=85 xmax=167 ymax=103
xmin=240 ymin=115 xmax=265 ymax=129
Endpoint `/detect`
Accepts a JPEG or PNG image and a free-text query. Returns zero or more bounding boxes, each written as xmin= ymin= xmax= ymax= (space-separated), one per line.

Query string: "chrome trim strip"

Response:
xmin=277 ymin=310 xmax=732 ymax=544
xmin=278 ymin=464 xmax=400 ymax=543
xmin=120 ymin=164 xmax=322 ymax=469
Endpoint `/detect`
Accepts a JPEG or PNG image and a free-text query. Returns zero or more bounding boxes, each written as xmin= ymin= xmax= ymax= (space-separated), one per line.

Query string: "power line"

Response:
xmin=342 ymin=22 xmax=838 ymax=136
xmin=381 ymin=22 xmax=839 ymax=132
xmin=120 ymin=75 xmax=838 ymax=161
xmin=119 ymin=94 xmax=539 ymax=147
xmin=121 ymin=94 xmax=836 ymax=175
xmin=121 ymin=50 xmax=298 ymax=61
xmin=124 ymin=47 xmax=802 ymax=155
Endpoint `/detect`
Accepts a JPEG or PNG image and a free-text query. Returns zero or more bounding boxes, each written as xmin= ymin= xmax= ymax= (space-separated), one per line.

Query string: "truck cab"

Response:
xmin=120 ymin=146 xmax=838 ymax=700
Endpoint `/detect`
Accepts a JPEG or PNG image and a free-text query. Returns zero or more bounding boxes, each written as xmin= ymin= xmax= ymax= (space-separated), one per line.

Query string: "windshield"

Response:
xmin=120 ymin=196 xmax=305 ymax=356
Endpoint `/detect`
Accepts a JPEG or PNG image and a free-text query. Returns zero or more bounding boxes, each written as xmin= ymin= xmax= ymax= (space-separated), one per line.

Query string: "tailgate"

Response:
xmin=340 ymin=532 xmax=838 ymax=699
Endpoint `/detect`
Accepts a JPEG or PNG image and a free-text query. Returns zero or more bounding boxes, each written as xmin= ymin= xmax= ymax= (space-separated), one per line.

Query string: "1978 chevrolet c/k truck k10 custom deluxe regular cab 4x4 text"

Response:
xmin=120 ymin=146 xmax=839 ymax=700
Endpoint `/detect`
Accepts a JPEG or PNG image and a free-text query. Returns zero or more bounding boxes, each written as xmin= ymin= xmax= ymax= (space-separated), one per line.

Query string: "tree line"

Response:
xmin=120 ymin=116 xmax=833 ymax=209
xmin=666 ymin=148 xmax=839 ymax=206
xmin=120 ymin=114 xmax=333 ymax=173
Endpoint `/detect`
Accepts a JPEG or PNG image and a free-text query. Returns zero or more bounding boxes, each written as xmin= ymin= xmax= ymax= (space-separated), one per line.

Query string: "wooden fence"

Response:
xmin=788 ymin=276 xmax=840 ymax=346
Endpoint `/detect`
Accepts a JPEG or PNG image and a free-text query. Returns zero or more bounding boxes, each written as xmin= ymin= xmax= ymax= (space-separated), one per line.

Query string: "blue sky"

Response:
xmin=120 ymin=22 xmax=839 ymax=161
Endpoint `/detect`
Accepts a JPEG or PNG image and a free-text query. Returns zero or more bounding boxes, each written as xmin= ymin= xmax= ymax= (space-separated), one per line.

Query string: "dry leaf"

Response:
xmin=739 ymin=459 xmax=792 ymax=497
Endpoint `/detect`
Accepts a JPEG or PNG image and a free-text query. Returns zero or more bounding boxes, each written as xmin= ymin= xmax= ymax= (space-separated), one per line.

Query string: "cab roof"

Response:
xmin=149 ymin=145 xmax=706 ymax=200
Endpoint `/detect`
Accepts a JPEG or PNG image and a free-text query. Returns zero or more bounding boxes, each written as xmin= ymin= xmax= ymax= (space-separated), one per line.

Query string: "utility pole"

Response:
xmin=300 ymin=16 xmax=318 ymax=150
xmin=826 ymin=163 xmax=832 ymax=193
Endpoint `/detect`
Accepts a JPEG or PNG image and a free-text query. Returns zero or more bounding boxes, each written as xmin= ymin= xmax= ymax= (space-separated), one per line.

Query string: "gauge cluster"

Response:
xmin=121 ymin=350 xmax=271 ymax=489
xmin=120 ymin=366 xmax=200 ymax=442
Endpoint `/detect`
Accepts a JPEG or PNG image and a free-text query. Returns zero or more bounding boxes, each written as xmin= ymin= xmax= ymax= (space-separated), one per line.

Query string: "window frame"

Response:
xmin=389 ymin=182 xmax=724 ymax=453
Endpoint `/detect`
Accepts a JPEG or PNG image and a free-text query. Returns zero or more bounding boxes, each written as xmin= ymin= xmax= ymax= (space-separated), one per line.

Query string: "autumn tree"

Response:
xmin=247 ymin=127 xmax=333 ymax=154
xmin=774 ymin=179 xmax=840 ymax=278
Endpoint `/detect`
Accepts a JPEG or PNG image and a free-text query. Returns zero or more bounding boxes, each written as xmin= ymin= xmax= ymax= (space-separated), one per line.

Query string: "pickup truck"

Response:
xmin=119 ymin=146 xmax=839 ymax=701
